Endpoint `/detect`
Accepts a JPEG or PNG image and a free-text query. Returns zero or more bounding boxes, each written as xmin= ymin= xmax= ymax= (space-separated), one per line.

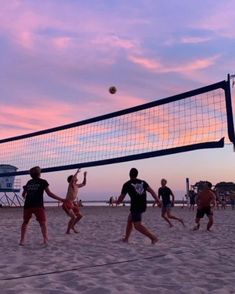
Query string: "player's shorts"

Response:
xmin=196 ymin=207 xmax=213 ymax=219
xmin=23 ymin=207 xmax=46 ymax=224
xmin=161 ymin=203 xmax=172 ymax=214
xmin=72 ymin=204 xmax=80 ymax=215
xmin=62 ymin=200 xmax=80 ymax=216
xmin=130 ymin=211 xmax=143 ymax=222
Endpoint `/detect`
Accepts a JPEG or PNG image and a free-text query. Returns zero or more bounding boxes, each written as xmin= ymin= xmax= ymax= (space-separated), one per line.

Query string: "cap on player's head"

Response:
xmin=161 ymin=178 xmax=167 ymax=186
xmin=67 ymin=175 xmax=73 ymax=183
xmin=30 ymin=166 xmax=41 ymax=179
xmin=129 ymin=168 xmax=138 ymax=179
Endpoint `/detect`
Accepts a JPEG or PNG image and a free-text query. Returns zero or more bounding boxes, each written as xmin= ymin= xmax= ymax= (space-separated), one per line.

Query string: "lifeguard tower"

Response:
xmin=0 ymin=164 xmax=23 ymax=207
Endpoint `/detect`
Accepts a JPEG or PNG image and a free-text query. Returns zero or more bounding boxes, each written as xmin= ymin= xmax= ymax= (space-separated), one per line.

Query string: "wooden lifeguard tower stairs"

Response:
xmin=0 ymin=164 xmax=23 ymax=207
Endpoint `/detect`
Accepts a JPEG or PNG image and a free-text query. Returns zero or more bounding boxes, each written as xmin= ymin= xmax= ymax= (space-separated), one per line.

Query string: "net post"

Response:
xmin=186 ymin=178 xmax=190 ymax=208
xmin=225 ymin=74 xmax=235 ymax=149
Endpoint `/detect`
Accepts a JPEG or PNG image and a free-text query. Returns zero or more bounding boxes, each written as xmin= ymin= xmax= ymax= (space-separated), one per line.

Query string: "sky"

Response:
xmin=0 ymin=0 xmax=235 ymax=201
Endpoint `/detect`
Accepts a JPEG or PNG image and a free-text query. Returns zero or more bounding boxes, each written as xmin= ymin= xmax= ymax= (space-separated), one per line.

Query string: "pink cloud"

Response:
xmin=92 ymin=35 xmax=138 ymax=51
xmin=192 ymin=2 xmax=235 ymax=39
xmin=16 ymin=31 xmax=35 ymax=49
xmin=52 ymin=37 xmax=72 ymax=49
xmin=0 ymin=99 xmax=76 ymax=138
xmin=181 ymin=36 xmax=211 ymax=44
xmin=128 ymin=54 xmax=220 ymax=74
xmin=165 ymin=36 xmax=212 ymax=46
xmin=128 ymin=55 xmax=162 ymax=71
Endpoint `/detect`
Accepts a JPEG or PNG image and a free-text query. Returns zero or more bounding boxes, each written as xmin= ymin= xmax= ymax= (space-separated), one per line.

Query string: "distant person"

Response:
xmin=115 ymin=196 xmax=118 ymax=206
xmin=230 ymin=193 xmax=235 ymax=210
xmin=109 ymin=196 xmax=114 ymax=207
xmin=183 ymin=194 xmax=189 ymax=209
xmin=19 ymin=166 xmax=64 ymax=246
xmin=157 ymin=179 xmax=184 ymax=228
xmin=116 ymin=168 xmax=161 ymax=244
xmin=182 ymin=195 xmax=187 ymax=209
xmin=193 ymin=182 xmax=216 ymax=231
xmin=215 ymin=192 xmax=220 ymax=210
xmin=78 ymin=199 xmax=83 ymax=207
xmin=62 ymin=169 xmax=87 ymax=234
xmin=189 ymin=190 xmax=196 ymax=211
xmin=221 ymin=193 xmax=227 ymax=209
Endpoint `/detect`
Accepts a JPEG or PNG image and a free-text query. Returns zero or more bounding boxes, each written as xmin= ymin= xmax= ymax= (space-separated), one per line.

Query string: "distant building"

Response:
xmin=0 ymin=164 xmax=19 ymax=191
xmin=0 ymin=164 xmax=22 ymax=206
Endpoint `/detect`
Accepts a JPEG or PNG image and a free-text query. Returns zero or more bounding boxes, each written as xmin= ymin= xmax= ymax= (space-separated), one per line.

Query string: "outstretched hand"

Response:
xmin=157 ymin=201 xmax=162 ymax=208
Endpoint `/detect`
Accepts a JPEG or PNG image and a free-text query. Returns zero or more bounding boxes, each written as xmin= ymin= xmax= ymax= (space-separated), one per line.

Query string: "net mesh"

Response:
xmin=0 ymin=87 xmax=229 ymax=173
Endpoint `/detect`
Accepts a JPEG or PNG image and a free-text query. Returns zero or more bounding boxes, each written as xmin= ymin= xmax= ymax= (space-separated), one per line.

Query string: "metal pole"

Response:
xmin=186 ymin=178 xmax=190 ymax=208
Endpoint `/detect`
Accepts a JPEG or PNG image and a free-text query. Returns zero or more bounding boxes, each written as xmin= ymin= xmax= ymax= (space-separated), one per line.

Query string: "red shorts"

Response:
xmin=23 ymin=207 xmax=46 ymax=224
xmin=73 ymin=204 xmax=80 ymax=215
xmin=62 ymin=200 xmax=80 ymax=216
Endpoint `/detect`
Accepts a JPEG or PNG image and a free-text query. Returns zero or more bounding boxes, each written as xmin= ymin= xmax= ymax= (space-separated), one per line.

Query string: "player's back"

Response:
xmin=198 ymin=189 xmax=214 ymax=208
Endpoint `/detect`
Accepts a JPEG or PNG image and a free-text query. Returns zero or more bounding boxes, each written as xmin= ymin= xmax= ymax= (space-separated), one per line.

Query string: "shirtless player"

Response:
xmin=193 ymin=181 xmax=216 ymax=231
xmin=62 ymin=169 xmax=87 ymax=234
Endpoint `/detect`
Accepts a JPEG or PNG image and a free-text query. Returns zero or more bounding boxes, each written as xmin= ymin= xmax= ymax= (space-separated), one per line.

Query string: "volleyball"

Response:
xmin=109 ymin=86 xmax=117 ymax=94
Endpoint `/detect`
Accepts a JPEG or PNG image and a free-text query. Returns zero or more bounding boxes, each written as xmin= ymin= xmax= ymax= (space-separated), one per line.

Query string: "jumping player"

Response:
xmin=116 ymin=168 xmax=161 ymax=244
xmin=19 ymin=166 xmax=64 ymax=246
xmin=62 ymin=169 xmax=87 ymax=234
xmin=193 ymin=181 xmax=216 ymax=231
xmin=157 ymin=179 xmax=184 ymax=227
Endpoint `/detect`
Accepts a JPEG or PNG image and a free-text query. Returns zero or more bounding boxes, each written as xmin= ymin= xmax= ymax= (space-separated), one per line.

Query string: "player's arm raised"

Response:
xmin=78 ymin=171 xmax=87 ymax=188
xmin=71 ymin=168 xmax=80 ymax=184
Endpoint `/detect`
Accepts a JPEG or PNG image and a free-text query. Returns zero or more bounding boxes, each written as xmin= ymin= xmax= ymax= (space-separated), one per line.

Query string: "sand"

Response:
xmin=0 ymin=206 xmax=235 ymax=294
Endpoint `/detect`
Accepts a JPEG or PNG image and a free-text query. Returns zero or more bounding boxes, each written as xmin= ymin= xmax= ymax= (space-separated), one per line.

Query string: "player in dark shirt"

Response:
xmin=189 ymin=190 xmax=196 ymax=211
xmin=117 ymin=168 xmax=161 ymax=244
xmin=157 ymin=179 xmax=184 ymax=228
xmin=19 ymin=166 xmax=64 ymax=246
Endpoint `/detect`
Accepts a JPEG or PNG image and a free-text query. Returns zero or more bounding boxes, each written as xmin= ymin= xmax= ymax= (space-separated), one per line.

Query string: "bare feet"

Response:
xmin=122 ymin=237 xmax=129 ymax=243
xmin=43 ymin=238 xmax=49 ymax=245
xmin=19 ymin=242 xmax=25 ymax=246
xmin=72 ymin=227 xmax=79 ymax=233
xmin=193 ymin=224 xmax=200 ymax=231
xmin=169 ymin=223 xmax=174 ymax=228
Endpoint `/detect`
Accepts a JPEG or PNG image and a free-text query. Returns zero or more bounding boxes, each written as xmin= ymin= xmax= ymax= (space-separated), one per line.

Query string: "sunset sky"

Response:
xmin=0 ymin=0 xmax=235 ymax=201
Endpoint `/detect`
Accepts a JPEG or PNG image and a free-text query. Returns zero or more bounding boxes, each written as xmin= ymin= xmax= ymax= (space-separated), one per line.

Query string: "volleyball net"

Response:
xmin=0 ymin=78 xmax=234 ymax=177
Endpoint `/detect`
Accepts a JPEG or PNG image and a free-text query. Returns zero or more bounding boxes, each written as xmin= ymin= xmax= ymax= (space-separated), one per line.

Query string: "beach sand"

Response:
xmin=0 ymin=206 xmax=235 ymax=294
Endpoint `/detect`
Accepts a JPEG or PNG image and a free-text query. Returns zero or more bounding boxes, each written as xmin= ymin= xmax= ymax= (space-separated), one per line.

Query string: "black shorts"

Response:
xmin=130 ymin=211 xmax=143 ymax=222
xmin=196 ymin=207 xmax=213 ymax=219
